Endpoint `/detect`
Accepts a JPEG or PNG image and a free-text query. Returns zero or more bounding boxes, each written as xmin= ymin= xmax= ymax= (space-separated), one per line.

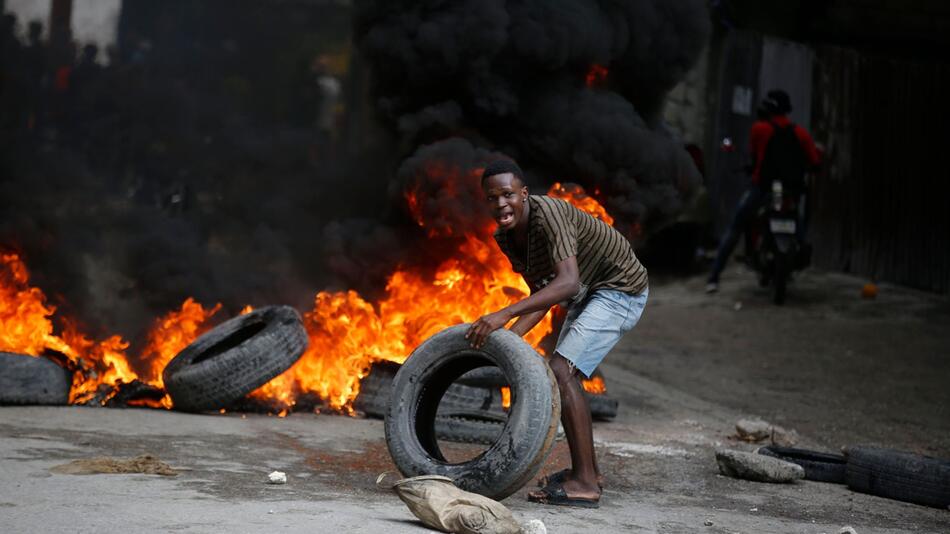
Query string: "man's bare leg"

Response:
xmin=529 ymin=353 xmax=600 ymax=501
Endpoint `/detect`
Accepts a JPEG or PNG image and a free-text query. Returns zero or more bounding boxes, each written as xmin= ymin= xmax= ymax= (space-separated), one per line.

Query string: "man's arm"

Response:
xmin=466 ymin=256 xmax=579 ymax=348
xmin=509 ymin=309 xmax=547 ymax=337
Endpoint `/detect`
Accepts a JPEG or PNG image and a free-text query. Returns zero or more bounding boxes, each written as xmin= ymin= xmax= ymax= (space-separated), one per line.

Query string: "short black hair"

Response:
xmin=481 ymin=159 xmax=524 ymax=185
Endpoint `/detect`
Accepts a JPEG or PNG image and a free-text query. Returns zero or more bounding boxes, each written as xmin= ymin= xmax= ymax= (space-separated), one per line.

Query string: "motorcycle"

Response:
xmin=748 ymin=180 xmax=808 ymax=305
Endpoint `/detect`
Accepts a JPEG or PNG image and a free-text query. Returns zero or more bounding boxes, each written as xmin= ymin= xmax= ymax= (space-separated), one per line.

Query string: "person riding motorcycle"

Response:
xmin=705 ymin=89 xmax=821 ymax=293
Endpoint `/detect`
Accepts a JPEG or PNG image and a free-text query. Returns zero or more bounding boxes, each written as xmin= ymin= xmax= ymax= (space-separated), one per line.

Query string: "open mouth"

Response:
xmin=497 ymin=212 xmax=514 ymax=226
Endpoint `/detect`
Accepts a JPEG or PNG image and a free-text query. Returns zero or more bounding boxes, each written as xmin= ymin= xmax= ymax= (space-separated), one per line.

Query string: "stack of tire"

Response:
xmin=758 ymin=445 xmax=950 ymax=509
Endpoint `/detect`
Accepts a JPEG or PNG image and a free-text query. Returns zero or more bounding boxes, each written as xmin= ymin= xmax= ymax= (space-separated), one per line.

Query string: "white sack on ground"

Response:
xmin=379 ymin=473 xmax=521 ymax=534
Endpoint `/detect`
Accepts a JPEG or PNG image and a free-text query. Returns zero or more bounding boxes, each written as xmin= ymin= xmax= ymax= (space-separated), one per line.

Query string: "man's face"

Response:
xmin=482 ymin=172 xmax=528 ymax=231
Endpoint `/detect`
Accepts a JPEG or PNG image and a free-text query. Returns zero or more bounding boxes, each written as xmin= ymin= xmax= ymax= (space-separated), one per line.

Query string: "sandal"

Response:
xmin=527 ymin=482 xmax=600 ymax=509
xmin=537 ymin=468 xmax=603 ymax=490
xmin=537 ymin=468 xmax=571 ymax=488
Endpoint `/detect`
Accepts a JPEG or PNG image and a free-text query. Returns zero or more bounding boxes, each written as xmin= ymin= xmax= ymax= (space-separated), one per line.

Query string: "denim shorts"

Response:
xmin=554 ymin=287 xmax=648 ymax=378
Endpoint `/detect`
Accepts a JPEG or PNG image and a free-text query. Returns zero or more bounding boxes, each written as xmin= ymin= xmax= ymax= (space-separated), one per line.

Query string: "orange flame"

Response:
xmin=1 ymin=167 xmax=617 ymax=414
xmin=138 ymin=298 xmax=221 ymax=406
xmin=0 ymin=253 xmax=221 ymax=407
xmin=0 ymin=253 xmax=72 ymax=357
xmin=581 ymin=375 xmax=607 ymax=395
xmin=547 ymin=182 xmax=614 ymax=226
xmin=62 ymin=323 xmax=134 ymax=404
xmin=500 ymin=386 xmax=511 ymax=409
xmin=252 ymin=234 xmax=552 ymax=413
xmin=250 ymin=178 xmax=616 ymax=412
xmin=0 ymin=253 xmax=137 ymax=404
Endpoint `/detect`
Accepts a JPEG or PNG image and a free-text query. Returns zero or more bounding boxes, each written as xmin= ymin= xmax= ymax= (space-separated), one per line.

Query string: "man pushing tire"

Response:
xmin=466 ymin=159 xmax=649 ymax=508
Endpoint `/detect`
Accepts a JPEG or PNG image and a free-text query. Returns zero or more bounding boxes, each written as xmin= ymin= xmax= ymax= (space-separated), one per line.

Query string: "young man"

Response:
xmin=466 ymin=159 xmax=648 ymax=508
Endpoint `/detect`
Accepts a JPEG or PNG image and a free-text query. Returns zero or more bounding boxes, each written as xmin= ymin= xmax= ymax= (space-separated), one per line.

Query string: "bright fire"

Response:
xmin=137 ymin=298 xmax=222 ymax=406
xmin=0 ymin=253 xmax=224 ymax=406
xmin=252 ymin=212 xmax=554 ymax=412
xmin=1 ymin=170 xmax=616 ymax=413
xmin=581 ymin=375 xmax=607 ymax=395
xmin=548 ymin=182 xmax=614 ymax=226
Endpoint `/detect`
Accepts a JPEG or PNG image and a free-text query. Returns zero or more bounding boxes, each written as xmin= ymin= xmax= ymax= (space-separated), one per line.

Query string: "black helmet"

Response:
xmin=758 ymin=89 xmax=792 ymax=116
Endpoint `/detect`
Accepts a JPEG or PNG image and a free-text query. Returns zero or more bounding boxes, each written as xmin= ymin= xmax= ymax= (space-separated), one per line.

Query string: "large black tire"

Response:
xmin=163 ymin=306 xmax=308 ymax=412
xmin=845 ymin=446 xmax=950 ymax=508
xmin=385 ymin=324 xmax=560 ymax=500
xmin=0 ymin=352 xmax=72 ymax=405
xmin=757 ymin=446 xmax=846 ymax=484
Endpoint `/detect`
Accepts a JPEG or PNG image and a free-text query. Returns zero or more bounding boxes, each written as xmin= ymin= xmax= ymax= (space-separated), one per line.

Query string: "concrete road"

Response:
xmin=1 ymin=268 xmax=948 ymax=533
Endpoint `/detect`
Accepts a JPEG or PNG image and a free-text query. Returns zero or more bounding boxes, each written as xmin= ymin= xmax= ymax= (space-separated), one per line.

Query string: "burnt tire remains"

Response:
xmin=0 ymin=352 xmax=72 ymax=405
xmin=845 ymin=446 xmax=950 ymax=509
xmin=385 ymin=324 xmax=560 ymax=500
xmin=163 ymin=306 xmax=308 ymax=412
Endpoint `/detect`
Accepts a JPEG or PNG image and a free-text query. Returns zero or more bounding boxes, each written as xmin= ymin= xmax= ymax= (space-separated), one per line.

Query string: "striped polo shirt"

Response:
xmin=493 ymin=195 xmax=648 ymax=302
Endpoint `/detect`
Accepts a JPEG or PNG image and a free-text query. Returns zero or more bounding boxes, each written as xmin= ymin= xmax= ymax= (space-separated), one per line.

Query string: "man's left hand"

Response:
xmin=465 ymin=309 xmax=512 ymax=349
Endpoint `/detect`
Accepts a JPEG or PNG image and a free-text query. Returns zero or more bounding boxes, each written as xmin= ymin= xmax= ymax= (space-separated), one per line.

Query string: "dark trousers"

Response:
xmin=708 ymin=186 xmax=764 ymax=283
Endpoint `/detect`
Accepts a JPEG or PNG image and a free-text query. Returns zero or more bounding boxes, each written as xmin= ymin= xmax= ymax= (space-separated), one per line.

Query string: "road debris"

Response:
xmin=715 ymin=449 xmax=804 ymax=483
xmin=267 ymin=471 xmax=287 ymax=484
xmin=380 ymin=473 xmax=521 ymax=534
xmin=49 ymin=454 xmax=177 ymax=476
xmin=735 ymin=418 xmax=799 ymax=446
xmin=520 ymin=519 xmax=547 ymax=534
xmin=838 ymin=527 xmax=858 ymax=534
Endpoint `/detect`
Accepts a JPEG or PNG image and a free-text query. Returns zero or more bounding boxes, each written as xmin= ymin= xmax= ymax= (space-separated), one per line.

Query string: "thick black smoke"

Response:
xmin=1 ymin=1 xmax=708 ymax=360
xmin=355 ymin=0 xmax=709 ymax=236
xmin=0 ymin=1 xmax=369 ymax=356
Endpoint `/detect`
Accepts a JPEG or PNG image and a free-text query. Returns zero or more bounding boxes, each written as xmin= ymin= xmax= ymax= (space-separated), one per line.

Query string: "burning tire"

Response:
xmin=0 ymin=352 xmax=72 ymax=405
xmin=163 ymin=306 xmax=308 ymax=412
xmin=385 ymin=324 xmax=560 ymax=500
